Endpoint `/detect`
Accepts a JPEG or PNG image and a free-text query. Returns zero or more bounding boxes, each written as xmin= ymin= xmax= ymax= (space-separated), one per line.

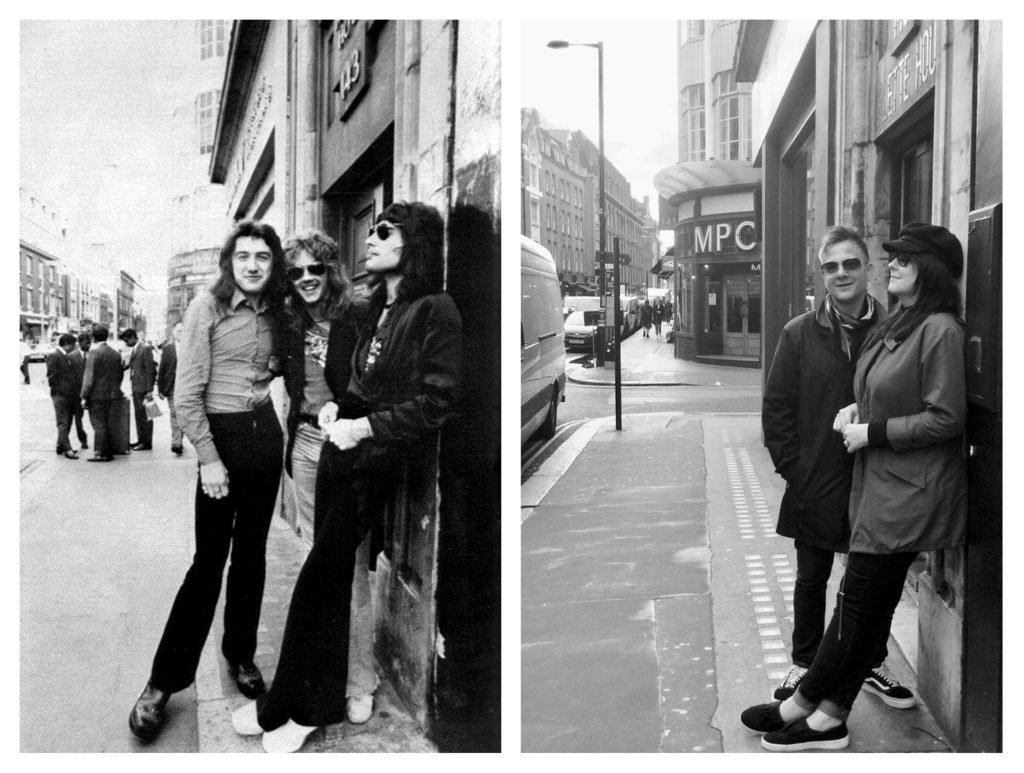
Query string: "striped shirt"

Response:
xmin=174 ymin=287 xmax=276 ymax=465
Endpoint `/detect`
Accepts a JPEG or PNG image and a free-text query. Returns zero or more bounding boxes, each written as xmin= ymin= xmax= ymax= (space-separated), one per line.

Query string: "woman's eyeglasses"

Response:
xmin=286 ymin=263 xmax=327 ymax=282
xmin=892 ymin=253 xmax=913 ymax=267
xmin=368 ymin=221 xmax=400 ymax=241
xmin=820 ymin=258 xmax=864 ymax=275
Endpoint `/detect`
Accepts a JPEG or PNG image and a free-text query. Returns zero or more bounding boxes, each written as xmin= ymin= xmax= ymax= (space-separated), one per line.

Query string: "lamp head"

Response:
xmin=547 ymin=40 xmax=569 ymax=48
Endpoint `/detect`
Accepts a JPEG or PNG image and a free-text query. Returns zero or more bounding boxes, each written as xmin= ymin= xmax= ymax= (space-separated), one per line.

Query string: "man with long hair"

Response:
xmin=129 ymin=220 xmax=290 ymax=742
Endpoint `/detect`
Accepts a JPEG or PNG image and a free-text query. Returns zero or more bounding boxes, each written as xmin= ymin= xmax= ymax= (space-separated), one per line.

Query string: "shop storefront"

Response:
xmin=736 ymin=19 xmax=1002 ymax=750
xmin=654 ymin=160 xmax=762 ymax=366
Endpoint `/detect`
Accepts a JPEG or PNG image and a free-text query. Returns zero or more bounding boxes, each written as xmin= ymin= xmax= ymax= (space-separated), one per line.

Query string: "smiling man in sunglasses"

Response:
xmin=760 ymin=225 xmax=916 ymax=716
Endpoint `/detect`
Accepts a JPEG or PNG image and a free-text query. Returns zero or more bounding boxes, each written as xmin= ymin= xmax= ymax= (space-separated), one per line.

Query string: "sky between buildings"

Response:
xmin=521 ymin=19 xmax=678 ymax=243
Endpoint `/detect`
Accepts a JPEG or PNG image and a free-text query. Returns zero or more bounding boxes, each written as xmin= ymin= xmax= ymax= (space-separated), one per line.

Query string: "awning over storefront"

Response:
xmin=653 ymin=159 xmax=762 ymax=206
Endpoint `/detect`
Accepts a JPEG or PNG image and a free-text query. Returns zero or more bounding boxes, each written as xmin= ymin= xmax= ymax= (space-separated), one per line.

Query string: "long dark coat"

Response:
xmin=762 ymin=298 xmax=885 ymax=551
xmin=849 ymin=312 xmax=967 ymax=554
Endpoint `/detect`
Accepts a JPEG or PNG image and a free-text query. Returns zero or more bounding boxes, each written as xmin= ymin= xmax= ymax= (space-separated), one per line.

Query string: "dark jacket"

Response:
xmin=762 ymin=297 xmax=886 ymax=551
xmin=640 ymin=303 xmax=653 ymax=326
xmin=126 ymin=342 xmax=156 ymax=394
xmin=281 ymin=300 xmax=364 ymax=476
xmin=45 ymin=350 xmax=76 ymax=399
xmin=336 ymin=291 xmax=462 ymax=447
xmin=849 ymin=312 xmax=967 ymax=554
xmin=81 ymin=343 xmax=124 ymax=403
xmin=157 ymin=341 xmax=177 ymax=397
xmin=69 ymin=349 xmax=87 ymax=399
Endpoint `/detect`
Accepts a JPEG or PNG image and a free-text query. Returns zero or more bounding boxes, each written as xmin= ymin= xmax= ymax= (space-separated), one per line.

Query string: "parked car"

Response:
xmin=521 ymin=236 xmax=566 ymax=444
xmin=23 ymin=341 xmax=50 ymax=363
xmin=563 ymin=310 xmax=602 ymax=353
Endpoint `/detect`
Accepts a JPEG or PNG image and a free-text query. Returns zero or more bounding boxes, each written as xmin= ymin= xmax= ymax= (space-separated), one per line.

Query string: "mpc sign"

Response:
xmin=682 ymin=216 xmax=758 ymax=257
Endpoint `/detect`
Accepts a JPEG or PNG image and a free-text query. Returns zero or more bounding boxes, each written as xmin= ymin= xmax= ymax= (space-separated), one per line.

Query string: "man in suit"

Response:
xmin=69 ymin=332 xmax=91 ymax=451
xmin=46 ymin=333 xmax=80 ymax=459
xmin=119 ymin=328 xmax=156 ymax=451
xmin=157 ymin=322 xmax=183 ymax=455
xmin=80 ymin=323 xmax=125 ymax=462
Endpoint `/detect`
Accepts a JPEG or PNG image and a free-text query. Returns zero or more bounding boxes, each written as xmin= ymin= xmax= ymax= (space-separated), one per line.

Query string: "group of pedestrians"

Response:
xmin=639 ymin=297 xmax=670 ymax=339
xmin=747 ymin=222 xmax=968 ymax=751
xmin=127 ymin=202 xmax=462 ymax=753
xmin=41 ymin=325 xmax=181 ymax=461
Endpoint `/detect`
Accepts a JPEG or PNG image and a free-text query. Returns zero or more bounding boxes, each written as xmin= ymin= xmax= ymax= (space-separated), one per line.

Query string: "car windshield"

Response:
xmin=566 ymin=311 xmax=601 ymax=326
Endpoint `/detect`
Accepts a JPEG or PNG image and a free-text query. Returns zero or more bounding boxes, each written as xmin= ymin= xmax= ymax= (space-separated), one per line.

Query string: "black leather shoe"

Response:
xmin=171 ymin=445 xmax=183 ymax=455
xmin=228 ymin=662 xmax=266 ymax=698
xmin=131 ymin=443 xmax=153 ymax=450
xmin=129 ymin=681 xmax=170 ymax=742
xmin=88 ymin=455 xmax=112 ymax=462
xmin=64 ymin=450 xmax=79 ymax=460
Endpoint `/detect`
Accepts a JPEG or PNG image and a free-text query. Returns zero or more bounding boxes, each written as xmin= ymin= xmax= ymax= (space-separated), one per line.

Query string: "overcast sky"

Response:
xmin=521 ymin=20 xmax=678 ymax=238
xmin=20 ymin=20 xmax=198 ymax=319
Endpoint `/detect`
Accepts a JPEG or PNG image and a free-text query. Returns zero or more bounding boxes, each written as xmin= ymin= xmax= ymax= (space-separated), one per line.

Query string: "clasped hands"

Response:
xmin=317 ymin=401 xmax=372 ymax=451
xmin=833 ymin=403 xmax=868 ymax=453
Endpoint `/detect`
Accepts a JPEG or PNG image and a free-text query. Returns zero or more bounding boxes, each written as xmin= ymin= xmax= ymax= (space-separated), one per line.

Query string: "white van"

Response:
xmin=521 ymin=236 xmax=566 ymax=444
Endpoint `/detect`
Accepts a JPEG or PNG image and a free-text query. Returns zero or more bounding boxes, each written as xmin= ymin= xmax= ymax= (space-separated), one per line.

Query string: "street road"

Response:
xmin=522 ymin=361 xmax=762 ymax=480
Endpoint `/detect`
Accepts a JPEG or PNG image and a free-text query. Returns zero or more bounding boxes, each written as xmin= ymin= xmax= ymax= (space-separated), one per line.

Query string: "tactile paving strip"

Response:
xmin=722 ymin=438 xmax=796 ymax=687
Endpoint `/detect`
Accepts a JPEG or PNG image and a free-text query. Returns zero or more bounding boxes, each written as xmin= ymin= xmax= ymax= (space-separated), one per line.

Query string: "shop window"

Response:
xmin=685 ymin=21 xmax=705 ymax=41
xmin=680 ymin=84 xmax=706 ymax=162
xmin=197 ymin=90 xmax=220 ymax=155
xmin=199 ymin=20 xmax=227 ymax=61
xmin=714 ymin=71 xmax=752 ymax=161
xmin=782 ymin=128 xmax=816 ymax=316
xmin=897 ymin=138 xmax=933 ymax=227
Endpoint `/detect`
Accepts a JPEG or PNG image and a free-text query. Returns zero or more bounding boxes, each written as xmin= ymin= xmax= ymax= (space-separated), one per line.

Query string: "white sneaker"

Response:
xmin=231 ymin=700 xmax=262 ymax=736
xmin=261 ymin=720 xmax=317 ymax=753
xmin=346 ymin=694 xmax=374 ymax=724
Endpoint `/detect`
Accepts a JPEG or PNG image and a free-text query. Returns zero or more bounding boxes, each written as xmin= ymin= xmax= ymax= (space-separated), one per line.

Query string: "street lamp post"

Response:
xmin=548 ymin=39 xmax=622 ymax=429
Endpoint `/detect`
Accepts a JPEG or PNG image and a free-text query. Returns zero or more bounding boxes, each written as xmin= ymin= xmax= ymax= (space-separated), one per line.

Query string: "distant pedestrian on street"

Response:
xmin=129 ymin=220 xmax=290 ymax=743
xmin=760 ymin=224 xmax=911 ymax=717
xmin=157 ymin=322 xmax=183 ymax=455
xmin=119 ymin=328 xmax=157 ymax=451
xmin=20 ymin=340 xmax=32 ymax=384
xmin=69 ymin=333 xmax=91 ymax=451
xmin=278 ymin=230 xmax=375 ymax=724
xmin=640 ymin=299 xmax=653 ymax=338
xmin=652 ymin=300 xmax=664 ymax=340
xmin=231 ymin=201 xmax=462 ymax=753
xmin=745 ymin=223 xmax=967 ymax=751
xmin=46 ymin=333 xmax=80 ymax=460
xmin=80 ymin=324 xmax=125 ymax=462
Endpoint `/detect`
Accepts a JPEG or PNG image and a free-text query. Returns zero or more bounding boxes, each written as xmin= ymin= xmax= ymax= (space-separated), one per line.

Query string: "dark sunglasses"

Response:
xmin=368 ymin=221 xmax=400 ymax=241
xmin=891 ymin=253 xmax=913 ymax=267
xmin=286 ymin=263 xmax=327 ymax=282
xmin=820 ymin=258 xmax=864 ymax=275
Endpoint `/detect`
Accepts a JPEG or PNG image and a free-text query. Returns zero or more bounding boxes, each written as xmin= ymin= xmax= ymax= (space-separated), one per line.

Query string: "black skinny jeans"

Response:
xmin=792 ymin=540 xmax=887 ymax=669
xmin=150 ymin=402 xmax=283 ymax=693
xmin=256 ymin=442 xmax=393 ymax=730
xmin=793 ymin=550 xmax=917 ymax=720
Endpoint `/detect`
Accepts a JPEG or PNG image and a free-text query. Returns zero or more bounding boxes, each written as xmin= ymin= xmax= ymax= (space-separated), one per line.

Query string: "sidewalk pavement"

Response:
xmin=522 ymin=409 xmax=950 ymax=752
xmin=567 ymin=330 xmax=762 ymax=387
xmin=19 ymin=375 xmax=432 ymax=753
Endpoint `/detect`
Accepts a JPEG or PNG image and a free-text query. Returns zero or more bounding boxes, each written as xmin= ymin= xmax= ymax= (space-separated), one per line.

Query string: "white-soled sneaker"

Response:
xmin=862 ymin=663 xmax=917 ymax=709
xmin=346 ymin=694 xmax=374 ymax=724
xmin=261 ymin=720 xmax=318 ymax=753
xmin=772 ymin=664 xmax=808 ymax=702
xmin=231 ymin=700 xmax=263 ymax=736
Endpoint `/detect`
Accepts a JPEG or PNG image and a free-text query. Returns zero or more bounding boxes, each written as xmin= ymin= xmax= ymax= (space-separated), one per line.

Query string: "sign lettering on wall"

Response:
xmin=336 ymin=20 xmax=370 ymax=121
xmin=880 ymin=20 xmax=937 ymax=127
xmin=680 ymin=217 xmax=758 ymax=256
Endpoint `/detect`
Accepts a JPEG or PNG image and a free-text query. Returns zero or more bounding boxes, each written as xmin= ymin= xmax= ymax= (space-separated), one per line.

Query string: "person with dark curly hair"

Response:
xmin=231 ymin=202 xmax=462 ymax=752
xmin=129 ymin=220 xmax=290 ymax=742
